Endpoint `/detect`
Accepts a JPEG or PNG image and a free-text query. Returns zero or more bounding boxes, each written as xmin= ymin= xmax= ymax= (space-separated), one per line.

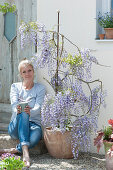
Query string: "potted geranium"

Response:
xmin=97 ymin=12 xmax=113 ymax=39
xmin=94 ymin=119 xmax=113 ymax=170
xmin=19 ymin=12 xmax=105 ymax=159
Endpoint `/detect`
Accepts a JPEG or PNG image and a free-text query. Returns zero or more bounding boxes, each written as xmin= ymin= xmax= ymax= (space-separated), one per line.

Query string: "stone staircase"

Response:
xmin=0 ymin=103 xmax=47 ymax=155
xmin=0 ymin=103 xmax=11 ymax=133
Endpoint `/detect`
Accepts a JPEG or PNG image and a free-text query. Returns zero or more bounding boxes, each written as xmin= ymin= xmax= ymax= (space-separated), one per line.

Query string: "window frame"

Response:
xmin=96 ymin=0 xmax=112 ymax=39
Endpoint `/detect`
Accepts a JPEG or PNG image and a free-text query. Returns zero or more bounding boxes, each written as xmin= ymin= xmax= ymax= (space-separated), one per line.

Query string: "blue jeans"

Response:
xmin=8 ymin=112 xmax=42 ymax=153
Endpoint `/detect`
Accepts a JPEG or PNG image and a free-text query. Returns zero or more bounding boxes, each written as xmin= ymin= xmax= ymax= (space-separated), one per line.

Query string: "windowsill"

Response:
xmin=95 ymin=39 xmax=113 ymax=42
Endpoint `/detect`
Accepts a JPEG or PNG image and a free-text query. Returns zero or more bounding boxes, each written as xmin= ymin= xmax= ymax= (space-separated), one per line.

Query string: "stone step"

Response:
xmin=0 ymin=103 xmax=11 ymax=133
xmin=0 ymin=122 xmax=8 ymax=133
xmin=0 ymin=112 xmax=11 ymax=133
xmin=0 ymin=134 xmax=47 ymax=155
xmin=0 ymin=112 xmax=11 ymax=122
xmin=0 ymin=103 xmax=11 ymax=113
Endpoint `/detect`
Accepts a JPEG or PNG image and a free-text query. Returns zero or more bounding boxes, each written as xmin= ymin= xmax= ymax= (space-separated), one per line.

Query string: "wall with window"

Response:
xmin=37 ymin=0 xmax=113 ymax=154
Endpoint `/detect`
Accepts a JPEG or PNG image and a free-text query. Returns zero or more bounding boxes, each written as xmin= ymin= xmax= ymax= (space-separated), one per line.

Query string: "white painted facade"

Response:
xmin=36 ymin=0 xmax=113 ymax=154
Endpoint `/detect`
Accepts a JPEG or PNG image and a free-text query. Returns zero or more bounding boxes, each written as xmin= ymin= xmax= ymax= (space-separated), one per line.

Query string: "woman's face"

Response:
xmin=20 ymin=64 xmax=34 ymax=82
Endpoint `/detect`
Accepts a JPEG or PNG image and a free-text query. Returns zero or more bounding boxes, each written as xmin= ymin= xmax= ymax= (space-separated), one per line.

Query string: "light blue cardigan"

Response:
xmin=10 ymin=82 xmax=46 ymax=126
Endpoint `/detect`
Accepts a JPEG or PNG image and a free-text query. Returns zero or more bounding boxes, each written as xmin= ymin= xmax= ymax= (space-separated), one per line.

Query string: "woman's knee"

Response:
xmin=30 ymin=128 xmax=42 ymax=147
xmin=8 ymin=122 xmax=18 ymax=139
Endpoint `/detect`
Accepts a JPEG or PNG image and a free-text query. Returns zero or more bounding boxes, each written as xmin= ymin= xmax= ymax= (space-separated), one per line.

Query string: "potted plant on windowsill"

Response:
xmin=94 ymin=119 xmax=113 ymax=170
xmin=98 ymin=34 xmax=105 ymax=40
xmin=19 ymin=11 xmax=106 ymax=159
xmin=97 ymin=12 xmax=113 ymax=39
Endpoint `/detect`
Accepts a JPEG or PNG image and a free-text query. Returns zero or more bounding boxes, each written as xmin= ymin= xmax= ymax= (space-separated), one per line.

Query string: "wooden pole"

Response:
xmin=56 ymin=10 xmax=60 ymax=94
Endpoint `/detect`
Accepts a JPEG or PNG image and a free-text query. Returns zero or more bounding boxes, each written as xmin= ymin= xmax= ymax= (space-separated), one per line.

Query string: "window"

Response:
xmin=96 ymin=0 xmax=113 ymax=39
xmin=111 ymin=0 xmax=113 ymax=13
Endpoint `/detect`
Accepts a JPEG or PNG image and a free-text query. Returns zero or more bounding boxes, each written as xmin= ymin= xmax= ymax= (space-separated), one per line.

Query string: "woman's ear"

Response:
xmin=20 ymin=72 xmax=23 ymax=79
xmin=20 ymin=72 xmax=22 ymax=78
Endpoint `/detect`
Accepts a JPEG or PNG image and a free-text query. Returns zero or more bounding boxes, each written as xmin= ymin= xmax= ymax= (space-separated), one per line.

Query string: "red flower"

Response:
xmin=108 ymin=119 xmax=113 ymax=127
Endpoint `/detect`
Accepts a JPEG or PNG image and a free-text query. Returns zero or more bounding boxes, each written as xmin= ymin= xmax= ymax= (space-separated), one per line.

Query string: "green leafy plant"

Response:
xmin=94 ymin=119 xmax=113 ymax=153
xmin=97 ymin=12 xmax=113 ymax=28
xmin=0 ymin=153 xmax=25 ymax=170
xmin=62 ymin=53 xmax=82 ymax=67
xmin=0 ymin=3 xmax=16 ymax=14
xmin=103 ymin=126 xmax=112 ymax=141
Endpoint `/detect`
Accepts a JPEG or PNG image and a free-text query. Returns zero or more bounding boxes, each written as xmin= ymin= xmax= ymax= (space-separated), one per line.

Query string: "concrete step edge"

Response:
xmin=0 ymin=134 xmax=47 ymax=155
xmin=0 ymin=103 xmax=11 ymax=113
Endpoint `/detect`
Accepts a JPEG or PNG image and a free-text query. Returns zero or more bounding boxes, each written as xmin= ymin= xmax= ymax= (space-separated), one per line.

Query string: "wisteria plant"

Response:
xmin=19 ymin=12 xmax=105 ymax=158
xmin=0 ymin=2 xmax=16 ymax=14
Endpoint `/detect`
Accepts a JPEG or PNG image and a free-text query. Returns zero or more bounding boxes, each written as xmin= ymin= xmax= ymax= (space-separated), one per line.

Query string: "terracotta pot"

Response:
xmin=104 ymin=28 xmax=113 ymax=39
xmin=99 ymin=34 xmax=105 ymax=40
xmin=44 ymin=127 xmax=73 ymax=159
xmin=103 ymin=140 xmax=113 ymax=170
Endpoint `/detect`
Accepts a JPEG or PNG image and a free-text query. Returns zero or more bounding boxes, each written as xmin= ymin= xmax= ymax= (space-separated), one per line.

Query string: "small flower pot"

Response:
xmin=104 ymin=28 xmax=113 ymax=39
xmin=99 ymin=34 xmax=105 ymax=40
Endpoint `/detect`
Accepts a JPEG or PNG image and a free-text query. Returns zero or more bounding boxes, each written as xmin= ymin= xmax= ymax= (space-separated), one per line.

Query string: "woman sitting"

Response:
xmin=0 ymin=59 xmax=46 ymax=167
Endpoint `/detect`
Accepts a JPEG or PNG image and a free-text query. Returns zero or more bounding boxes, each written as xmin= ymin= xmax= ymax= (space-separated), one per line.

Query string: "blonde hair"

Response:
xmin=18 ymin=59 xmax=34 ymax=73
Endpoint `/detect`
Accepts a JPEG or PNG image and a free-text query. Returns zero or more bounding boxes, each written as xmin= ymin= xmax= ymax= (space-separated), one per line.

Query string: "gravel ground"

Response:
xmin=24 ymin=152 xmax=106 ymax=170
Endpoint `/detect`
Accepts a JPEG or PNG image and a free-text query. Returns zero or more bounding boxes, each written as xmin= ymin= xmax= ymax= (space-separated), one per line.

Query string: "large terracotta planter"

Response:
xmin=44 ymin=127 xmax=73 ymax=159
xmin=103 ymin=140 xmax=113 ymax=170
xmin=104 ymin=28 xmax=113 ymax=39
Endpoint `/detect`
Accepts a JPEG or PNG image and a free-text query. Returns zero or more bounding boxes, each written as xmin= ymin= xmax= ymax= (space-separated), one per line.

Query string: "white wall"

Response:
xmin=37 ymin=0 xmax=113 ymax=154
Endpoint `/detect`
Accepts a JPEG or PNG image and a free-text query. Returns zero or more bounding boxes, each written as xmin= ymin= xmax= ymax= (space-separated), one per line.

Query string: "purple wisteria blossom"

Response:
xmin=19 ymin=21 xmax=106 ymax=158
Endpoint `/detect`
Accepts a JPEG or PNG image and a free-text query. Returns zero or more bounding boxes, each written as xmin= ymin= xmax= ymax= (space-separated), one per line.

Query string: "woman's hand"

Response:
xmin=24 ymin=105 xmax=31 ymax=116
xmin=17 ymin=105 xmax=21 ymax=114
xmin=17 ymin=105 xmax=31 ymax=115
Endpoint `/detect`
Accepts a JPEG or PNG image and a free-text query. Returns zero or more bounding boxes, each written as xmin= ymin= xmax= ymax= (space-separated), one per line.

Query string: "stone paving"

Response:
xmin=0 ymin=134 xmax=106 ymax=169
xmin=23 ymin=152 xmax=106 ymax=170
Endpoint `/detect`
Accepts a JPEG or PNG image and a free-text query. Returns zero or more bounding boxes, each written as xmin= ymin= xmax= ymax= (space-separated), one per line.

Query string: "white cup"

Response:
xmin=19 ymin=102 xmax=28 ymax=112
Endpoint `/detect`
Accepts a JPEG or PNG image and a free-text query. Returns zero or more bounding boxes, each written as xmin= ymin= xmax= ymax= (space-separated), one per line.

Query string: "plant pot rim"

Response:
xmin=103 ymin=140 xmax=113 ymax=144
xmin=45 ymin=126 xmax=73 ymax=131
xmin=99 ymin=34 xmax=105 ymax=35
xmin=104 ymin=28 xmax=113 ymax=30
